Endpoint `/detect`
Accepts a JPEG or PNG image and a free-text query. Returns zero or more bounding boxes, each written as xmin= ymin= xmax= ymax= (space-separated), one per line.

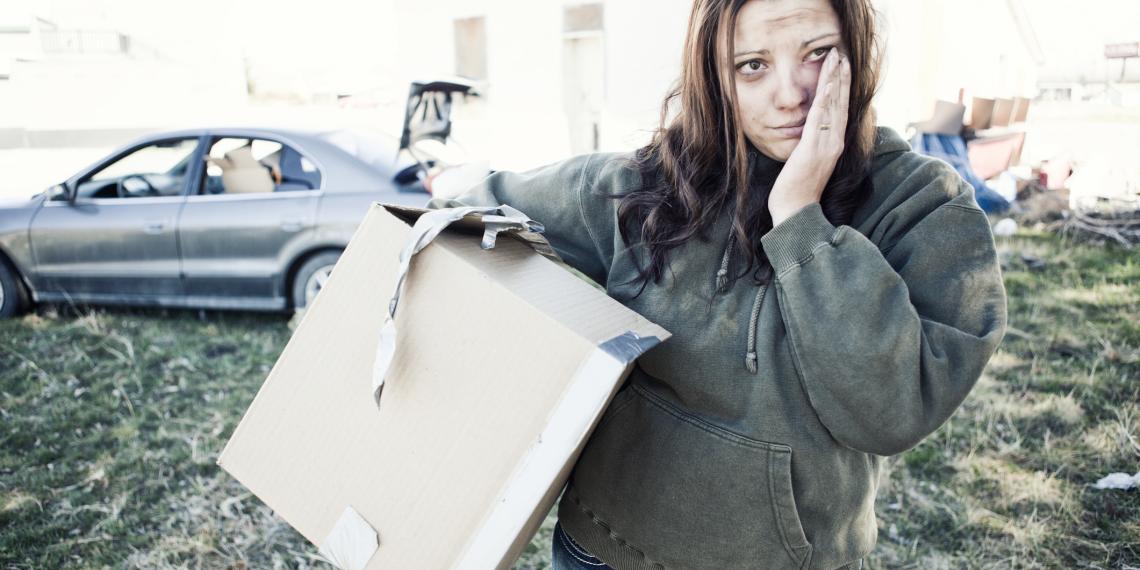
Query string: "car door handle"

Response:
xmin=280 ymin=218 xmax=304 ymax=232
xmin=143 ymin=221 xmax=166 ymax=234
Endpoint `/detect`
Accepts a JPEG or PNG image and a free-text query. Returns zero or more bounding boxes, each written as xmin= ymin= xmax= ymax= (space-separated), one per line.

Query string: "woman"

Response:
xmin=429 ymin=0 xmax=1007 ymax=568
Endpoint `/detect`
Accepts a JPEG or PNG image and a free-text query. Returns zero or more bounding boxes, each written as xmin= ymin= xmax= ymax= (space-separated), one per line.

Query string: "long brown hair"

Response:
xmin=612 ymin=0 xmax=883 ymax=295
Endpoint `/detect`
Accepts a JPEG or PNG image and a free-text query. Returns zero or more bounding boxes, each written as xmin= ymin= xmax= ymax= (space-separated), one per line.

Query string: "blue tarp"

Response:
xmin=909 ymin=132 xmax=1011 ymax=214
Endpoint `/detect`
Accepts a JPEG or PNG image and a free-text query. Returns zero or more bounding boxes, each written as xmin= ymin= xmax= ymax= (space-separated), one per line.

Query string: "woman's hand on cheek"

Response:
xmin=768 ymin=47 xmax=851 ymax=227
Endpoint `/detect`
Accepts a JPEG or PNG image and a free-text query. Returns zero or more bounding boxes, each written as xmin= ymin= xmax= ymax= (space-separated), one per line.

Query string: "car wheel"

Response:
xmin=291 ymin=251 xmax=341 ymax=310
xmin=0 ymin=260 xmax=28 ymax=319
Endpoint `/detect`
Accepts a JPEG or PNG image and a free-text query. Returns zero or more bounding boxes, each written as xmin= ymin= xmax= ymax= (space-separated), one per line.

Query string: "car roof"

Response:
xmin=154 ymin=127 xmax=397 ymax=160
xmin=115 ymin=127 xmax=418 ymax=188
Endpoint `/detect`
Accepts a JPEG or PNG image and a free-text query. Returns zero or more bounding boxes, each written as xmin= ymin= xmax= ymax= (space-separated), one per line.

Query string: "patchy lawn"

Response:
xmin=1 ymin=226 xmax=1137 ymax=568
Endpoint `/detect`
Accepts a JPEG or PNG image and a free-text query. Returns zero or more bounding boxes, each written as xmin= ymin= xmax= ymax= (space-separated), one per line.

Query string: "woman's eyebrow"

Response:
xmin=733 ymin=32 xmax=840 ymax=57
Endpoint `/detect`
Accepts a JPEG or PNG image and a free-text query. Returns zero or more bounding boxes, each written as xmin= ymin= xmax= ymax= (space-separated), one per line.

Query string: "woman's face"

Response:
xmin=729 ymin=0 xmax=845 ymax=162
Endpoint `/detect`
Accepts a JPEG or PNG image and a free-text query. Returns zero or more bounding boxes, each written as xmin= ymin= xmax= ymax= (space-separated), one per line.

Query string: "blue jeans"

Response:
xmin=551 ymin=520 xmax=865 ymax=569
xmin=551 ymin=521 xmax=614 ymax=569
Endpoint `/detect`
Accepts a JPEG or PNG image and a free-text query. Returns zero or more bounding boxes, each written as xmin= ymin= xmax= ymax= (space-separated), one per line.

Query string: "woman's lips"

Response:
xmin=772 ymin=123 xmax=805 ymax=138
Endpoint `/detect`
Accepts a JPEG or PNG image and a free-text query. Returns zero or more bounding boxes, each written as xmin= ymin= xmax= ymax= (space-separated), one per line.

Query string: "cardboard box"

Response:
xmin=218 ymin=203 xmax=669 ymax=569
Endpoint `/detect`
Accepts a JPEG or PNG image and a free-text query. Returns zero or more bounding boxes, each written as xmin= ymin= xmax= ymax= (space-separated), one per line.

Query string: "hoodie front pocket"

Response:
xmin=569 ymin=383 xmax=813 ymax=569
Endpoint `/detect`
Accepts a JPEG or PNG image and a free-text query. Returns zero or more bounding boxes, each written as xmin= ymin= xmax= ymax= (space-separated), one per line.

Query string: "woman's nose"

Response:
xmin=772 ymin=68 xmax=811 ymax=111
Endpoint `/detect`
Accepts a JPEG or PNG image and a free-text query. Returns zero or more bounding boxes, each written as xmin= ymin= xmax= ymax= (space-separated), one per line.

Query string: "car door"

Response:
xmin=28 ymin=137 xmax=202 ymax=300
xmin=176 ymin=135 xmax=321 ymax=308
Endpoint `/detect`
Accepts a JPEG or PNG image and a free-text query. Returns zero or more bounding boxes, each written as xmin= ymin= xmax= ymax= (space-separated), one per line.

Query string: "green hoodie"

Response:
xmin=426 ymin=126 xmax=1007 ymax=570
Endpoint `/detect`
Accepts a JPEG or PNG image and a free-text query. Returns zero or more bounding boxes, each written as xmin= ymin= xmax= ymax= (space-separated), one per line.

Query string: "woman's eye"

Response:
xmin=737 ymin=60 xmax=766 ymax=75
xmin=809 ymin=47 xmax=833 ymax=61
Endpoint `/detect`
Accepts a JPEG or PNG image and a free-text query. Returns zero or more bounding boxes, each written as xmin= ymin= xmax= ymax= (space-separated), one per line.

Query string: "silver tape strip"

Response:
xmin=598 ymin=331 xmax=662 ymax=365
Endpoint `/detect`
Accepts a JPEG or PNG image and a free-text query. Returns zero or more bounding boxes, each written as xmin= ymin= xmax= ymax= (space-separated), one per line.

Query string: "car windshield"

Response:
xmin=75 ymin=138 xmax=199 ymax=199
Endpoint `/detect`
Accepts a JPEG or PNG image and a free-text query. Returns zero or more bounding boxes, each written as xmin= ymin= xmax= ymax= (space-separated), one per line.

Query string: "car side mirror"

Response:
xmin=46 ymin=183 xmax=72 ymax=202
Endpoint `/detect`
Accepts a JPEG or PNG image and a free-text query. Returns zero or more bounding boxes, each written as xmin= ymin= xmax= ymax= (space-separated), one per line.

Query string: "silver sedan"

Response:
xmin=0 ymin=127 xmax=432 ymax=317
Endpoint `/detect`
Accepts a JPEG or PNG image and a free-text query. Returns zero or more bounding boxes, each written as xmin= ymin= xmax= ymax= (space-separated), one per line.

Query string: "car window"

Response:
xmin=74 ymin=138 xmax=199 ymax=200
xmin=201 ymin=137 xmax=322 ymax=195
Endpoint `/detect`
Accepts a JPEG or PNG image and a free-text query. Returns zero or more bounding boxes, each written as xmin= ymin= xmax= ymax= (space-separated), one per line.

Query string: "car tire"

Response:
xmin=291 ymin=251 xmax=341 ymax=310
xmin=0 ymin=260 xmax=28 ymax=319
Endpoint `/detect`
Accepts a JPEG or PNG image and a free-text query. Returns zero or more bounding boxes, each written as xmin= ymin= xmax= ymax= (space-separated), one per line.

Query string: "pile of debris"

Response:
xmin=908 ymin=94 xmax=1140 ymax=248
xmin=907 ymin=93 xmax=1033 ymax=215
xmin=1052 ymin=156 xmax=1140 ymax=248
xmin=1052 ymin=201 xmax=1140 ymax=248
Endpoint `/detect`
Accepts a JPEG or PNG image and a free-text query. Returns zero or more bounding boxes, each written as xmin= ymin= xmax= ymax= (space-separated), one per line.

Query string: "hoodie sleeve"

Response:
xmin=759 ymin=165 xmax=1008 ymax=457
xmin=424 ymin=153 xmax=617 ymax=286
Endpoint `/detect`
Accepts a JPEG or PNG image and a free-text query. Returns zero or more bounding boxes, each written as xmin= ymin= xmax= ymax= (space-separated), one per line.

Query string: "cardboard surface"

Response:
xmin=219 ymin=203 xmax=669 ymax=569
xmin=1011 ymin=96 xmax=1031 ymax=123
xmin=970 ymin=97 xmax=995 ymax=130
xmin=913 ymin=100 xmax=965 ymax=136
xmin=991 ymin=97 xmax=1014 ymax=128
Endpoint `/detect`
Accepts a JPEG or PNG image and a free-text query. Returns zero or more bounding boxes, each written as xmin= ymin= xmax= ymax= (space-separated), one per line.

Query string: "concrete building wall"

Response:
xmin=2 ymin=0 xmax=1065 ymax=161
xmin=0 ymin=0 xmax=249 ymax=135
xmin=393 ymin=0 xmax=570 ymax=170
xmin=874 ymin=0 xmax=1041 ymax=133
xmin=0 ymin=0 xmax=398 ymax=138
xmin=391 ymin=0 xmax=694 ymax=169
xmin=599 ymin=0 xmax=691 ymax=150
xmin=391 ymin=0 xmax=1046 ymax=169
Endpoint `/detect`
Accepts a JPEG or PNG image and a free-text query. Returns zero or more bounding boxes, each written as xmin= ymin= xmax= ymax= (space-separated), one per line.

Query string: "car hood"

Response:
xmin=0 ymin=194 xmax=41 ymax=210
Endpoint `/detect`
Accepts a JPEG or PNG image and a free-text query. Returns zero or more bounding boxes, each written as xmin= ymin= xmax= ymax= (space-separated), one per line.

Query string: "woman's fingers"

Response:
xmin=805 ymin=52 xmax=826 ymax=115
xmin=807 ymin=49 xmax=843 ymax=143
xmin=834 ymin=53 xmax=851 ymax=140
xmin=823 ymin=52 xmax=842 ymax=126
xmin=804 ymin=48 xmax=839 ymax=141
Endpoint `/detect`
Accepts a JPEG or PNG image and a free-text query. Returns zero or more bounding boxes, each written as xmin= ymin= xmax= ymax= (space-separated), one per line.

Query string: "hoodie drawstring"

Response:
xmin=744 ymin=284 xmax=767 ymax=374
xmin=714 ymin=231 xmax=767 ymax=374
xmin=715 ymin=233 xmax=734 ymax=293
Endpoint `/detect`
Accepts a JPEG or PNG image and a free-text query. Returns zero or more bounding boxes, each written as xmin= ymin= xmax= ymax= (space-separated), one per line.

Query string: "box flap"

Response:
xmin=381 ymin=203 xmax=560 ymax=262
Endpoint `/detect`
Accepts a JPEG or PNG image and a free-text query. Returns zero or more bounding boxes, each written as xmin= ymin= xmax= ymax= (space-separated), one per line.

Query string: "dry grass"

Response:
xmin=1 ymin=223 xmax=1138 ymax=568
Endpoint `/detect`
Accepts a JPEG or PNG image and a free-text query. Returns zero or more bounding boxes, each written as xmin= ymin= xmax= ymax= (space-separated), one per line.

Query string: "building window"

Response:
xmin=563 ymin=3 xmax=603 ymax=34
xmin=562 ymin=4 xmax=605 ymax=153
xmin=454 ymin=16 xmax=487 ymax=80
